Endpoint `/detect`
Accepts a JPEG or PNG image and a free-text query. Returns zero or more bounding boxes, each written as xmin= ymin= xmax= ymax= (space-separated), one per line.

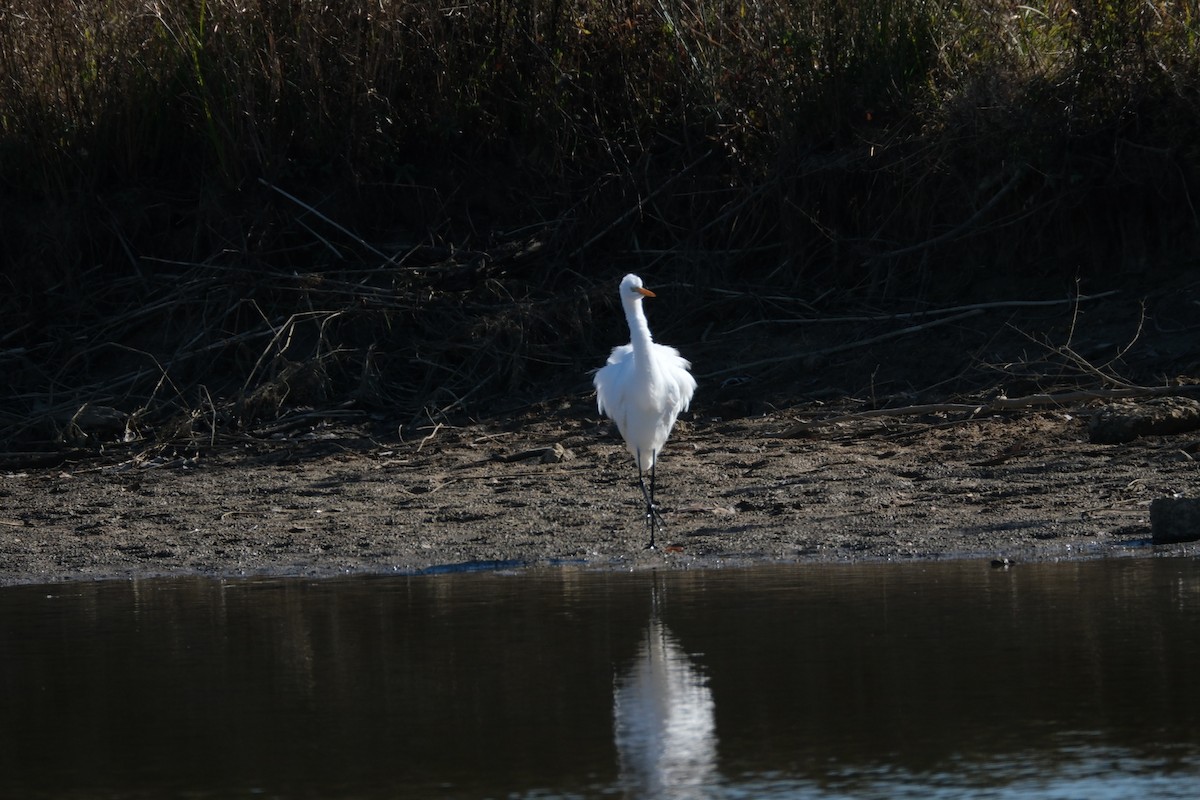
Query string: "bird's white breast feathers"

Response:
xmin=594 ymin=342 xmax=696 ymax=469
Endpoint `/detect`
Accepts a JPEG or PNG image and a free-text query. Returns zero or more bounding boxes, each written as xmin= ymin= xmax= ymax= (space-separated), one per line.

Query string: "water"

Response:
xmin=2 ymin=558 xmax=1200 ymax=799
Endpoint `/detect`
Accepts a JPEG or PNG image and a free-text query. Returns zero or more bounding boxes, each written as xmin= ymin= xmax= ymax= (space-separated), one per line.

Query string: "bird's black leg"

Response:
xmin=649 ymin=458 xmax=657 ymax=507
xmin=648 ymin=460 xmax=660 ymax=549
xmin=636 ymin=450 xmax=663 ymax=549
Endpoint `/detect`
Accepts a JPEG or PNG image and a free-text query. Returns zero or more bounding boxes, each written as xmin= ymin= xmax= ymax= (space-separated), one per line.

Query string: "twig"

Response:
xmin=200 ymin=385 xmax=218 ymax=448
xmin=416 ymin=423 xmax=443 ymax=453
xmin=703 ymin=309 xmax=984 ymax=378
xmin=105 ymin=343 xmax=188 ymax=408
xmin=1006 ymin=299 xmax=1144 ymax=391
xmin=292 ymin=215 xmax=345 ymax=260
xmin=0 ymin=323 xmax=32 ymax=346
xmin=249 ymin=408 xmax=367 ymax=437
xmin=1055 ymin=344 xmax=1141 ymax=390
xmin=259 ymin=179 xmax=398 ymax=266
xmin=720 ymin=290 xmax=1120 ymax=335
xmin=871 ymin=165 xmax=1027 ymax=261
xmin=239 ymin=310 xmax=343 ymax=399
xmin=568 ymin=149 xmax=713 ymax=259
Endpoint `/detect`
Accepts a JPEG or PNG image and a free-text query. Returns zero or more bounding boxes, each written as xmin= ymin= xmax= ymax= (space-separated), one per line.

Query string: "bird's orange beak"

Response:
xmin=635 ymin=287 xmax=656 ymax=298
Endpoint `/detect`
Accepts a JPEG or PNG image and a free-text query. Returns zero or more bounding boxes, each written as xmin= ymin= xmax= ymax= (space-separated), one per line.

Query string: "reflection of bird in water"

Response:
xmin=594 ymin=273 xmax=697 ymax=548
xmin=613 ymin=582 xmax=718 ymax=798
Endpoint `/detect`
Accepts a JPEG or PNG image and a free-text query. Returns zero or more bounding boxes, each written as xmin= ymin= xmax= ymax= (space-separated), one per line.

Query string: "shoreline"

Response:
xmin=4 ymin=406 xmax=1198 ymax=587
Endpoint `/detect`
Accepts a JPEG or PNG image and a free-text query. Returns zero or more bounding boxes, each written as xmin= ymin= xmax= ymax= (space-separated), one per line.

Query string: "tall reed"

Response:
xmin=1 ymin=1 xmax=1197 ymax=450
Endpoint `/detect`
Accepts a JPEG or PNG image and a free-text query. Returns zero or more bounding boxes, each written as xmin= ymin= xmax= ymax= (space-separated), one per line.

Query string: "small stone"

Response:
xmin=1150 ymin=497 xmax=1200 ymax=544
xmin=542 ymin=443 xmax=576 ymax=463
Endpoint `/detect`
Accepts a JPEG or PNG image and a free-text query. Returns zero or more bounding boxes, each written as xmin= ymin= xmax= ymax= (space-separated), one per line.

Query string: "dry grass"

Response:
xmin=2 ymin=1 xmax=1199 ymax=455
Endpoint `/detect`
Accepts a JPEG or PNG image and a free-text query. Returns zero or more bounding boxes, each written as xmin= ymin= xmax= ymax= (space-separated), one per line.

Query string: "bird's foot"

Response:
xmin=644 ymin=504 xmax=665 ymax=550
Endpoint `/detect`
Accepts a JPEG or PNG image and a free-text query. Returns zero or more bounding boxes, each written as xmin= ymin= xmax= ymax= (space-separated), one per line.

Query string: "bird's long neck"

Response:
xmin=623 ymin=298 xmax=654 ymax=360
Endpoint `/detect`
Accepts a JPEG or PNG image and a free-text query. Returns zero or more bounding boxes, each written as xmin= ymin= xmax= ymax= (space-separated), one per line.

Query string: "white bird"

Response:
xmin=594 ymin=274 xmax=697 ymax=548
xmin=613 ymin=586 xmax=718 ymax=795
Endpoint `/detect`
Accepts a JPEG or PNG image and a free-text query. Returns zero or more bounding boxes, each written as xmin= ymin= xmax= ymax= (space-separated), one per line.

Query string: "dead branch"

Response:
xmin=704 ymin=308 xmax=985 ymax=378
xmin=871 ymin=165 xmax=1027 ymax=261
xmin=568 ymin=149 xmax=713 ymax=259
xmin=1005 ymin=299 xmax=1146 ymax=391
xmin=259 ymin=179 xmax=400 ymax=266
xmin=720 ymin=290 xmax=1120 ymax=336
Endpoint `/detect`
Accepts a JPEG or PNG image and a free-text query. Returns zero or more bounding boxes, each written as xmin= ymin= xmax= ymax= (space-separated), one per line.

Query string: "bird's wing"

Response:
xmin=594 ymin=344 xmax=635 ymax=417
xmin=606 ymin=343 xmax=634 ymax=367
xmin=653 ymin=343 xmax=697 ymax=413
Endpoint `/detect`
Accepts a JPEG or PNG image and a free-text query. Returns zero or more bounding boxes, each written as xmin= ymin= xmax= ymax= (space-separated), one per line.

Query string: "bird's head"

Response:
xmin=621 ymin=273 xmax=656 ymax=300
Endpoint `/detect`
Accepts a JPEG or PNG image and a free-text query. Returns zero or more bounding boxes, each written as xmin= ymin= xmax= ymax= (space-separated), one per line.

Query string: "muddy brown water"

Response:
xmin=3 ymin=557 xmax=1200 ymax=798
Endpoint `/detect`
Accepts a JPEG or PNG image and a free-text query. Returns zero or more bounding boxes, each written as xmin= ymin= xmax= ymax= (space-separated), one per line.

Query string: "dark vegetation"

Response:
xmin=2 ymin=0 xmax=1198 ymax=457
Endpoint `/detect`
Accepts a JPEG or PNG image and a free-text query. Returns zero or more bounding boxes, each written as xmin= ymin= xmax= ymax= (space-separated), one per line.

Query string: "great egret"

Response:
xmin=614 ymin=581 xmax=717 ymax=793
xmin=594 ymin=274 xmax=697 ymax=548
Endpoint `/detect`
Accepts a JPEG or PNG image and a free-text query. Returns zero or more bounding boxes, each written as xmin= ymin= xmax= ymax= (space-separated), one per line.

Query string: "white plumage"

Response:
xmin=594 ymin=274 xmax=697 ymax=546
xmin=613 ymin=604 xmax=717 ymax=794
